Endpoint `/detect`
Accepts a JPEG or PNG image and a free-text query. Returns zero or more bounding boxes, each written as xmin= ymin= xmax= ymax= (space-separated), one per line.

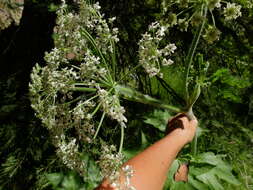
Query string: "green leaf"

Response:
xmin=123 ymin=149 xmax=140 ymax=160
xmin=220 ymin=89 xmax=242 ymax=103
xmin=170 ymin=181 xmax=195 ymax=190
xmin=193 ymin=152 xmax=227 ymax=167
xmin=188 ymin=175 xmax=209 ymax=190
xmin=212 ymin=167 xmax=241 ymax=186
xmin=46 ymin=173 xmax=63 ymax=187
xmin=189 ymin=166 xmax=212 ymax=176
xmin=144 ymin=109 xmax=170 ymax=132
xmin=211 ymin=68 xmax=229 ymax=83
xmin=167 ymin=160 xmax=180 ymax=184
xmin=196 ymin=171 xmax=224 ymax=190
xmin=62 ymin=174 xmax=79 ymax=190
xmin=141 ymin=131 xmax=149 ymax=149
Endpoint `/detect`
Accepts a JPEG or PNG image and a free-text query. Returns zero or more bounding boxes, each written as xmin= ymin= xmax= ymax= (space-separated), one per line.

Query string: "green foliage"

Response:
xmin=144 ymin=109 xmax=171 ymax=132
xmin=165 ymin=152 xmax=240 ymax=190
xmin=210 ymin=68 xmax=251 ymax=103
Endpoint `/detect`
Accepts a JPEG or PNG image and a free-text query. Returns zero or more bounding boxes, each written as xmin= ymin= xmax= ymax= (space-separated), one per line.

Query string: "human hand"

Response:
xmin=167 ymin=113 xmax=198 ymax=145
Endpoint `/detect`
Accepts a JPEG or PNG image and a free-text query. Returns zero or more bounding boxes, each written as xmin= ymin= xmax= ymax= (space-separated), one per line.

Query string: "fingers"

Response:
xmin=174 ymin=164 xmax=189 ymax=182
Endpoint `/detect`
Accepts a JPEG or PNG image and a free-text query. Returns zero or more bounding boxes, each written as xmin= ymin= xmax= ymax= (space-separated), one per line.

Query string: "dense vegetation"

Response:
xmin=0 ymin=0 xmax=253 ymax=189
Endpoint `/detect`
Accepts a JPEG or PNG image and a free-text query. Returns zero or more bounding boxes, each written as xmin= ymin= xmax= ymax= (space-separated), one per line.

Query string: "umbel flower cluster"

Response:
xmin=138 ymin=0 xmax=244 ymax=78
xmin=138 ymin=21 xmax=177 ymax=78
xmin=0 ymin=0 xmax=24 ymax=30
xmin=160 ymin=0 xmax=243 ymax=44
xmin=29 ymin=0 xmax=133 ymax=188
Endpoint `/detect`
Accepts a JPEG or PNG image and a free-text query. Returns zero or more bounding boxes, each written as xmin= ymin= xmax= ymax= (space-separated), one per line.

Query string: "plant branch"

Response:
xmin=184 ymin=4 xmax=207 ymax=107
xmin=115 ymin=84 xmax=181 ymax=113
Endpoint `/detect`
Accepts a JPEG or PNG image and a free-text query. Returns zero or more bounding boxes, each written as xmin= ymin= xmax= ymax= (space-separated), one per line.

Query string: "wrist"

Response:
xmin=165 ymin=129 xmax=189 ymax=147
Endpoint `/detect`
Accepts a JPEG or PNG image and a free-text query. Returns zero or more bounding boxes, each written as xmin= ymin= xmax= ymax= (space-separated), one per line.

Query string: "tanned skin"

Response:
xmin=96 ymin=114 xmax=198 ymax=190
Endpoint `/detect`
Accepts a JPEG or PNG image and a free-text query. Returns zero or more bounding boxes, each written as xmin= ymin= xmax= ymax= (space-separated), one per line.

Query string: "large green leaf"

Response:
xmin=196 ymin=171 xmax=224 ymax=190
xmin=193 ymin=152 xmax=229 ymax=168
xmin=144 ymin=109 xmax=171 ymax=132
xmin=212 ymin=167 xmax=241 ymax=186
xmin=188 ymin=152 xmax=241 ymax=189
xmin=188 ymin=175 xmax=209 ymax=190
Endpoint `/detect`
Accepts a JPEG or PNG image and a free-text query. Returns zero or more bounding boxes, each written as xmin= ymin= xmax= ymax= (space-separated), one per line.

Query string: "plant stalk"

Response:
xmin=184 ymin=4 xmax=207 ymax=107
xmin=93 ymin=112 xmax=105 ymax=139
xmin=115 ymin=85 xmax=181 ymax=113
xmin=119 ymin=124 xmax=124 ymax=153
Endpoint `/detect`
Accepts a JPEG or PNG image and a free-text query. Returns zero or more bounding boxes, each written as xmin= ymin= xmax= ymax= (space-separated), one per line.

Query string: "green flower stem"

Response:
xmin=93 ymin=112 xmax=105 ymax=139
xmin=91 ymin=102 xmax=101 ymax=117
xmin=115 ymin=85 xmax=181 ymax=113
xmin=177 ymin=5 xmax=194 ymax=17
xmin=71 ymin=86 xmax=97 ymax=92
xmin=210 ymin=10 xmax=216 ymax=26
xmin=184 ymin=4 xmax=207 ymax=106
xmin=63 ymin=95 xmax=83 ymax=105
xmin=119 ymin=124 xmax=124 ymax=153
xmin=110 ymin=40 xmax=117 ymax=81
xmin=182 ymin=3 xmax=207 ymax=158
xmin=81 ymin=29 xmax=107 ymax=66
xmin=118 ymin=63 xmax=143 ymax=83
xmin=80 ymin=29 xmax=114 ymax=84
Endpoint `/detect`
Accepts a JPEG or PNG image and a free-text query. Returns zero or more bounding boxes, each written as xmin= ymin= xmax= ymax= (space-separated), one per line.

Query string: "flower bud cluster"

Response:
xmin=208 ymin=0 xmax=221 ymax=10
xmin=54 ymin=0 xmax=119 ymax=58
xmin=99 ymin=145 xmax=124 ymax=187
xmin=97 ymin=87 xmax=127 ymax=127
xmin=223 ymin=3 xmax=242 ymax=21
xmin=161 ymin=0 xmax=243 ymax=44
xmin=138 ymin=21 xmax=177 ymax=78
xmin=0 ymin=0 xmax=24 ymax=30
xmin=122 ymin=165 xmax=136 ymax=190
xmin=56 ymin=135 xmax=85 ymax=174
xmin=80 ymin=50 xmax=108 ymax=83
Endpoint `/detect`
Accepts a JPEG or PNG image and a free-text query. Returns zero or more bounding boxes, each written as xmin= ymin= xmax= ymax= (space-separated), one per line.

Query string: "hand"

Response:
xmin=174 ymin=163 xmax=189 ymax=182
xmin=167 ymin=113 xmax=198 ymax=145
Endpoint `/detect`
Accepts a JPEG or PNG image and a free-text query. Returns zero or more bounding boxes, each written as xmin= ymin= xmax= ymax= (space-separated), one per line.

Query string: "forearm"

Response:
xmin=97 ymin=116 xmax=197 ymax=190
xmin=123 ymin=131 xmax=187 ymax=190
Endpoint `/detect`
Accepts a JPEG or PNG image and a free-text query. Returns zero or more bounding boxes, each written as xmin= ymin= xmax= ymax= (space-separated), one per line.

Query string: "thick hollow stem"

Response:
xmin=115 ymin=85 xmax=181 ymax=113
